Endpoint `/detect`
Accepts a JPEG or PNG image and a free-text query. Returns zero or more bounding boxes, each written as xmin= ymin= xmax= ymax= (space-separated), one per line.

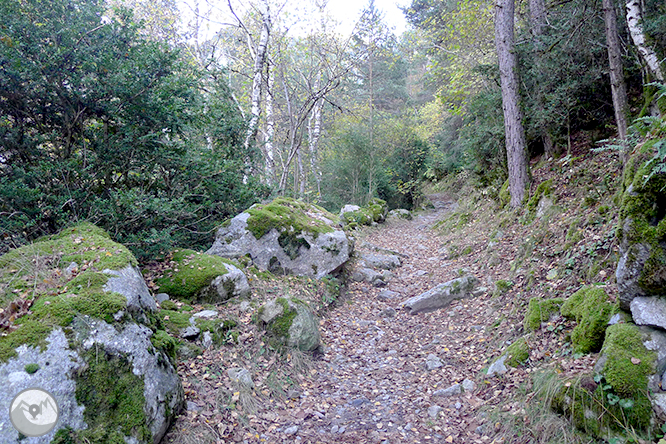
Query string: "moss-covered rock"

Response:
xmin=596 ymin=323 xmax=656 ymax=432
xmin=616 ymin=143 xmax=666 ymax=310
xmin=258 ymin=298 xmax=321 ymax=351
xmin=524 ymin=297 xmax=565 ymax=331
xmin=156 ymin=249 xmax=250 ymax=303
xmin=340 ymin=198 xmax=389 ymax=227
xmin=0 ymin=223 xmax=183 ymax=443
xmin=208 ymin=198 xmax=353 ymax=279
xmin=561 ymin=286 xmax=615 ymax=354
xmin=505 ymin=336 xmax=529 ymax=367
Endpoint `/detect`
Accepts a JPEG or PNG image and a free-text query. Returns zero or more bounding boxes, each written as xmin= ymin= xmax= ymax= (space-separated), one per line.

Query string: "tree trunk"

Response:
xmin=243 ymin=1 xmax=271 ymax=151
xmin=604 ymin=0 xmax=629 ymax=157
xmin=308 ymin=96 xmax=323 ymax=197
xmin=626 ymin=0 xmax=664 ymax=82
xmin=495 ymin=0 xmax=529 ymax=208
xmin=264 ymin=63 xmax=275 ymax=183
xmin=529 ymin=0 xmax=556 ymax=158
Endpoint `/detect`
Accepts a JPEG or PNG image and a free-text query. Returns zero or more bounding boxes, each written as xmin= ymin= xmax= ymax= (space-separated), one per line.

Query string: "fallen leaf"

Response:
xmin=631 ymin=357 xmax=641 ymax=365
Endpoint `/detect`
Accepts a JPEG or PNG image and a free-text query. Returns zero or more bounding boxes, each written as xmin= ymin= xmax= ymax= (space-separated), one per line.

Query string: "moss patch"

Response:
xmin=24 ymin=363 xmax=40 ymax=374
xmin=505 ymin=336 xmax=529 ymax=367
xmin=524 ymin=297 xmax=565 ymax=331
xmin=245 ymin=198 xmax=337 ymax=240
xmin=341 ymin=199 xmax=388 ymax=227
xmin=0 ymin=223 xmax=135 ymax=363
xmin=561 ymin=286 xmax=615 ymax=354
xmin=150 ymin=329 xmax=178 ymax=363
xmin=68 ymin=349 xmax=150 ymax=443
xmin=598 ymin=323 xmax=656 ymax=431
xmin=155 ymin=249 xmax=236 ymax=300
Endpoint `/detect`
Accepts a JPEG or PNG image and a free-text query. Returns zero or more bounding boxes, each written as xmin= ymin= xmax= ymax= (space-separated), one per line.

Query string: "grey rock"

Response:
xmin=199 ymin=263 xmax=250 ymax=303
xmin=455 ymin=401 xmax=462 ymax=410
xmin=340 ymin=205 xmax=361 ymax=217
xmin=331 ymin=425 xmax=339 ymax=433
xmin=388 ymin=209 xmax=413 ymax=220
xmin=433 ymin=383 xmax=461 ymax=398
xmin=63 ymin=261 xmax=79 ymax=280
xmin=652 ymin=393 xmax=666 ymax=420
xmin=378 ymin=290 xmax=400 ymax=301
xmin=372 ymin=279 xmax=387 ymax=288
xmin=155 ymin=293 xmax=170 ymax=303
xmin=207 ymin=206 xmax=352 ymax=279
xmin=360 ymin=253 xmax=402 ymax=270
xmin=462 ymin=379 xmax=476 ymax=392
xmin=103 ymin=265 xmax=157 ymax=314
xmin=535 ymin=196 xmax=554 ymax=219
xmin=487 ymin=355 xmax=508 ymax=377
xmin=181 ymin=326 xmax=200 ymax=339
xmin=259 ymin=299 xmax=321 ymax=351
xmin=380 ymin=307 xmax=397 ymax=318
xmin=227 ymin=368 xmax=254 ymax=389
xmin=192 ymin=310 xmax=218 ymax=319
xmin=187 ymin=401 xmax=202 ymax=412
xmin=202 ymin=331 xmax=213 ymax=349
xmin=426 ymin=354 xmax=443 ymax=370
xmin=351 ymin=267 xmax=384 ymax=284
xmin=608 ymin=313 xmax=622 ymax=325
xmin=631 ymin=297 xmax=666 ymax=330
xmin=401 ymin=275 xmax=479 ymax=314
xmin=428 ymin=405 xmax=442 ymax=419
xmin=284 ymin=425 xmax=299 ymax=435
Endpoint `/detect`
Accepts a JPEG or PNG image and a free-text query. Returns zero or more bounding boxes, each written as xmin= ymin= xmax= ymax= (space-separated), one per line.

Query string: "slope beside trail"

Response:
xmin=166 ymin=196 xmax=529 ymax=444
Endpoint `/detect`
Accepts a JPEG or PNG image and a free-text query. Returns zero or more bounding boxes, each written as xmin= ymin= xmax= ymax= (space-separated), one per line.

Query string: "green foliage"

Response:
xmin=561 ymin=286 xmax=615 ymax=354
xmin=0 ymin=0 xmax=268 ymax=260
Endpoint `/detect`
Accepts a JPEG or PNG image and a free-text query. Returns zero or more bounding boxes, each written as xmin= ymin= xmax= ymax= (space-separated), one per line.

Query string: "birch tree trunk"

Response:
xmin=263 ymin=63 xmax=275 ymax=183
xmin=243 ymin=1 xmax=271 ymax=151
xmin=495 ymin=0 xmax=529 ymax=208
xmin=604 ymin=0 xmax=629 ymax=152
xmin=626 ymin=0 xmax=664 ymax=82
xmin=308 ymin=97 xmax=323 ymax=197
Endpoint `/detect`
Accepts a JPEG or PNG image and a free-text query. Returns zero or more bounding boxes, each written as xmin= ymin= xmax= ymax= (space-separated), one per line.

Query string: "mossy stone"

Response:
xmin=527 ymin=179 xmax=554 ymax=213
xmin=598 ymin=323 xmax=656 ymax=431
xmin=155 ymin=249 xmax=235 ymax=300
xmin=245 ymin=197 xmax=337 ymax=240
xmin=561 ymin=286 xmax=615 ymax=354
xmin=524 ymin=297 xmax=565 ymax=331
xmin=0 ymin=223 xmax=135 ymax=362
xmin=505 ymin=337 xmax=529 ymax=367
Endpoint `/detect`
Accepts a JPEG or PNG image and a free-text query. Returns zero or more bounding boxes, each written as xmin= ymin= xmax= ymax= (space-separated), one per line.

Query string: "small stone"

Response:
xmin=433 ymin=383 xmax=461 ymax=398
xmin=331 ymin=425 xmax=339 ymax=433
xmin=380 ymin=308 xmax=397 ymax=318
xmin=426 ymin=354 xmax=443 ymax=370
xmin=181 ymin=326 xmax=200 ymax=339
xmin=186 ymin=401 xmax=202 ymax=412
xmin=227 ymin=367 xmax=254 ymax=389
xmin=155 ymin=293 xmax=170 ymax=303
xmin=192 ymin=310 xmax=218 ymax=319
xmin=284 ymin=425 xmax=298 ymax=435
xmin=428 ymin=405 xmax=442 ymax=419
xmin=338 ymin=426 xmax=346 ymax=434
xmin=202 ymin=331 xmax=213 ymax=349
xmin=486 ymin=355 xmax=508 ymax=377
xmin=454 ymin=401 xmax=462 ymax=410
xmin=378 ymin=290 xmax=400 ymax=301
xmin=462 ymin=379 xmax=476 ymax=392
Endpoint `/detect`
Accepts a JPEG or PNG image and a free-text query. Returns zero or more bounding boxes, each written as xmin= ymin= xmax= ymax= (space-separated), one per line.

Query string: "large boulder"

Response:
xmin=615 ymin=147 xmax=666 ymax=311
xmin=258 ymin=298 xmax=321 ymax=351
xmin=340 ymin=198 xmax=389 ymax=227
xmin=0 ymin=223 xmax=183 ymax=444
xmin=401 ymin=275 xmax=479 ymax=314
xmin=207 ymin=198 xmax=353 ymax=279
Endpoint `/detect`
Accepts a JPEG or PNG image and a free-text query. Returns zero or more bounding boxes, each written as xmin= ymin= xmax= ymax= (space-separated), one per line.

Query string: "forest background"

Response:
xmin=1 ymin=0 xmax=665 ymax=262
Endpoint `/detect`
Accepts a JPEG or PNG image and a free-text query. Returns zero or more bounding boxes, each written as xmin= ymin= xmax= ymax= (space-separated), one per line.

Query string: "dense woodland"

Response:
xmin=1 ymin=0 xmax=666 ymax=261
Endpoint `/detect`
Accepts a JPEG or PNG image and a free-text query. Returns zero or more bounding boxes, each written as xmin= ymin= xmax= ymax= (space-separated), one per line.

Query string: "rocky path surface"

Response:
xmin=260 ymin=197 xmax=501 ymax=444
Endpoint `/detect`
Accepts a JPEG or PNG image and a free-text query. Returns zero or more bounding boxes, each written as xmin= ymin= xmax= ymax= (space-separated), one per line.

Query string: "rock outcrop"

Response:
xmin=208 ymin=198 xmax=352 ymax=279
xmin=0 ymin=223 xmax=183 ymax=444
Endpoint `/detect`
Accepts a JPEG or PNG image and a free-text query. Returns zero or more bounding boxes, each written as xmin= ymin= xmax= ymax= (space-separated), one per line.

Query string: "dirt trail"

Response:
xmin=259 ymin=198 xmax=499 ymax=443
xmin=166 ymin=199 xmax=515 ymax=444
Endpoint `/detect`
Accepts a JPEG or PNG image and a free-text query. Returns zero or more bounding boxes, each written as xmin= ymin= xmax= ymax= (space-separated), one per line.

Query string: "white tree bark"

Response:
xmin=243 ymin=0 xmax=271 ymax=151
xmin=626 ymin=0 xmax=664 ymax=81
xmin=308 ymin=96 xmax=323 ymax=197
xmin=263 ymin=63 xmax=275 ymax=182
xmin=495 ymin=0 xmax=529 ymax=208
